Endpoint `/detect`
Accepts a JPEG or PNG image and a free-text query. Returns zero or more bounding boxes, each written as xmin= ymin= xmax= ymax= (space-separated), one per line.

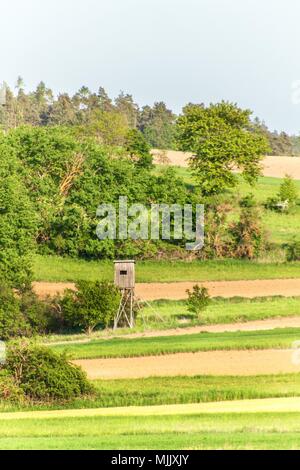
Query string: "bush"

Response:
xmin=239 ymin=193 xmax=257 ymax=208
xmin=0 ymin=283 xmax=55 ymax=340
xmin=0 ymin=370 xmax=25 ymax=404
xmin=0 ymin=283 xmax=31 ymax=340
xmin=6 ymin=340 xmax=94 ymax=401
xmin=278 ymin=175 xmax=298 ymax=207
xmin=230 ymin=208 xmax=267 ymax=259
xmin=61 ymin=281 xmax=121 ymax=334
xmin=286 ymin=238 xmax=300 ymax=261
xmin=186 ymin=285 xmax=211 ymax=318
xmin=265 ymin=176 xmax=298 ymax=213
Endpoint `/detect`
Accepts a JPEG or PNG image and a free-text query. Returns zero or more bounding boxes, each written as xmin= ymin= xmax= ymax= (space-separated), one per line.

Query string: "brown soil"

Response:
xmin=74 ymin=349 xmax=300 ymax=380
xmin=33 ymin=278 xmax=300 ymax=300
xmin=152 ymin=150 xmax=300 ymax=180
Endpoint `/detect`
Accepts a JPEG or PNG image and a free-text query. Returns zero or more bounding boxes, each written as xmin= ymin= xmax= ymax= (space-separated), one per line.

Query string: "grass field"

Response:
xmin=33 ymin=255 xmax=300 ymax=283
xmin=52 ymin=327 xmax=300 ymax=359
xmin=141 ymin=296 xmax=300 ymax=326
xmin=157 ymin=168 xmax=300 ymax=246
xmin=1 ymin=405 xmax=300 ymax=449
xmin=2 ymin=374 xmax=300 ymax=412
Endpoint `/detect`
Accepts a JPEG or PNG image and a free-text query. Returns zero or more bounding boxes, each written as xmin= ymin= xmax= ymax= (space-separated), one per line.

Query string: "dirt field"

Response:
xmin=74 ymin=349 xmax=300 ymax=380
xmin=152 ymin=150 xmax=300 ymax=180
xmin=33 ymin=278 xmax=300 ymax=300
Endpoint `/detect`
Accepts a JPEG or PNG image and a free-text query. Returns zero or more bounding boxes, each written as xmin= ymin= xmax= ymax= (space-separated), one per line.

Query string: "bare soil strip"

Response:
xmin=152 ymin=150 xmax=300 ymax=180
xmin=74 ymin=349 xmax=300 ymax=380
xmin=33 ymin=278 xmax=300 ymax=300
xmin=1 ymin=397 xmax=300 ymax=420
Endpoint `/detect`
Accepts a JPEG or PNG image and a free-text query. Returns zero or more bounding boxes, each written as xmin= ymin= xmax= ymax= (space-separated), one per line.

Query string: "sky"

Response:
xmin=1 ymin=0 xmax=300 ymax=133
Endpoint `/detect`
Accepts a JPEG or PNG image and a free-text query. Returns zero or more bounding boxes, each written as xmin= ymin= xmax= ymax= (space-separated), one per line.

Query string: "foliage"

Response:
xmin=278 ymin=175 xmax=298 ymax=207
xmin=0 ymin=370 xmax=25 ymax=404
xmin=0 ymin=137 xmax=37 ymax=288
xmin=186 ymin=285 xmax=211 ymax=318
xmin=239 ymin=193 xmax=257 ymax=208
xmin=230 ymin=208 xmax=267 ymax=259
xmin=176 ymin=102 xmax=270 ymax=195
xmin=285 ymin=238 xmax=300 ymax=262
xmin=265 ymin=175 xmax=298 ymax=213
xmin=138 ymin=102 xmax=177 ymax=149
xmin=61 ymin=281 xmax=121 ymax=334
xmin=0 ymin=283 xmax=31 ymax=340
xmin=0 ymin=283 xmax=55 ymax=340
xmin=6 ymin=340 xmax=93 ymax=401
xmin=125 ymin=129 xmax=153 ymax=168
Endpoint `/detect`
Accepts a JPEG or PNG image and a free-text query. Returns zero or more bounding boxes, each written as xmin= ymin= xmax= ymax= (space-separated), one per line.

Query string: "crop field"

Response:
xmin=52 ymin=327 xmax=300 ymax=360
xmin=2 ymin=402 xmax=300 ymax=450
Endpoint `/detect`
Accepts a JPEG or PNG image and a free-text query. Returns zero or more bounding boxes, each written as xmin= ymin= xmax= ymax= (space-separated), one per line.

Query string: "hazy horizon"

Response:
xmin=2 ymin=0 xmax=300 ymax=134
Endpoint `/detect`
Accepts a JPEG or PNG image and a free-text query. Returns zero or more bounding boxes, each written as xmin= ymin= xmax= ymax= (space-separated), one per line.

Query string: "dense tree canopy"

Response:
xmin=176 ymin=102 xmax=271 ymax=195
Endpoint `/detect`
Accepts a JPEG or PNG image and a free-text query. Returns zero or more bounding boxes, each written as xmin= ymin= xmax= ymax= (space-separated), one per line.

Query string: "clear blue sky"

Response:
xmin=2 ymin=0 xmax=300 ymax=133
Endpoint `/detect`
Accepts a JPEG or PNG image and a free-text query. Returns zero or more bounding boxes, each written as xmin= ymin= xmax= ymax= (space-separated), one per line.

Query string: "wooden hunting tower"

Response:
xmin=114 ymin=260 xmax=135 ymax=329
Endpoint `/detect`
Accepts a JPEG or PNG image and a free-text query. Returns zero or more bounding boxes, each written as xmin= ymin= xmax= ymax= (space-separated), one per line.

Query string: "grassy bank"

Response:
xmin=33 ymin=255 xmax=300 ymax=283
xmin=52 ymin=327 xmax=300 ymax=359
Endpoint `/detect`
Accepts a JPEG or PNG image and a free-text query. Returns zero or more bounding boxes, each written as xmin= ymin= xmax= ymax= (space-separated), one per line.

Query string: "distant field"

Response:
xmin=2 ymin=406 xmax=300 ymax=449
xmin=52 ymin=327 xmax=300 ymax=359
xmin=153 ymin=150 xmax=300 ymax=180
xmin=33 ymin=255 xmax=300 ymax=283
xmin=155 ymin=166 xmax=300 ymax=246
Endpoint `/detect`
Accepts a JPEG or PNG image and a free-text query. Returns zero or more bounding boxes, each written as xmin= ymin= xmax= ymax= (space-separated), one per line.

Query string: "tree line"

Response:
xmin=0 ymin=77 xmax=299 ymax=155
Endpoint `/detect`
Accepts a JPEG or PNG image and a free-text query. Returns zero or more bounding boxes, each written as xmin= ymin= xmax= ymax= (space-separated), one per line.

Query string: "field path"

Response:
xmin=1 ymin=397 xmax=300 ymax=420
xmin=74 ymin=349 xmax=300 ymax=380
xmin=152 ymin=150 xmax=300 ymax=180
xmin=33 ymin=278 xmax=300 ymax=300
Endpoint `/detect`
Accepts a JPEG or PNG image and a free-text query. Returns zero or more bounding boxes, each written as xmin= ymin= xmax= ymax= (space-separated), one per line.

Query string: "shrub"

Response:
xmin=19 ymin=289 xmax=52 ymax=335
xmin=265 ymin=176 xmax=298 ymax=213
xmin=239 ymin=193 xmax=257 ymax=208
xmin=61 ymin=281 xmax=121 ymax=334
xmin=6 ymin=340 xmax=94 ymax=401
xmin=0 ymin=283 xmax=31 ymax=340
xmin=286 ymin=238 xmax=300 ymax=261
xmin=278 ymin=175 xmax=298 ymax=207
xmin=230 ymin=208 xmax=267 ymax=259
xmin=186 ymin=285 xmax=211 ymax=318
xmin=0 ymin=370 xmax=25 ymax=404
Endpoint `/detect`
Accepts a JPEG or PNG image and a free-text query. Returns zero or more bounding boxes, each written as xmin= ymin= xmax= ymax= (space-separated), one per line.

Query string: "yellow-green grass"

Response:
xmin=33 ymin=255 xmax=300 ymax=283
xmin=2 ymin=374 xmax=300 ymax=413
xmin=2 ymin=399 xmax=300 ymax=449
xmin=51 ymin=327 xmax=300 ymax=359
xmin=141 ymin=296 xmax=300 ymax=326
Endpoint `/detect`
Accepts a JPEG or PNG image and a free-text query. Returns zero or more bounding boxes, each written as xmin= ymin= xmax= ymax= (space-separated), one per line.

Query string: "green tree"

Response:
xmin=278 ymin=175 xmax=298 ymax=207
xmin=176 ymin=102 xmax=270 ymax=195
xmin=125 ymin=129 xmax=153 ymax=168
xmin=0 ymin=137 xmax=37 ymax=288
xmin=61 ymin=281 xmax=121 ymax=335
xmin=139 ymin=102 xmax=176 ymax=149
